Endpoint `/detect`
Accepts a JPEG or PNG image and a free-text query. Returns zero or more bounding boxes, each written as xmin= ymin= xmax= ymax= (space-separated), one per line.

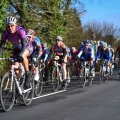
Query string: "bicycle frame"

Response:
xmin=99 ymin=59 xmax=109 ymax=83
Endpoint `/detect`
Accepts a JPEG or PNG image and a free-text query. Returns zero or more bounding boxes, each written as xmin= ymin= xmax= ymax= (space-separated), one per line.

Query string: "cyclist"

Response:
xmin=41 ymin=42 xmax=50 ymax=82
xmin=79 ymin=40 xmax=95 ymax=73
xmin=26 ymin=29 xmax=42 ymax=81
xmin=77 ymin=40 xmax=94 ymax=77
xmin=66 ymin=46 xmax=71 ymax=63
xmin=115 ymin=42 xmax=120 ymax=73
xmin=47 ymin=36 xmax=67 ymax=86
xmin=71 ymin=47 xmax=79 ymax=76
xmin=108 ymin=44 xmax=114 ymax=70
xmin=0 ymin=16 xmax=33 ymax=89
xmin=96 ymin=42 xmax=111 ymax=75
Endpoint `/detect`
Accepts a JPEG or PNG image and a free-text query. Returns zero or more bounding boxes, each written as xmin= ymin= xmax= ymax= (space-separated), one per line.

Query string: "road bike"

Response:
xmin=51 ymin=59 xmax=70 ymax=91
xmin=0 ymin=57 xmax=34 ymax=112
xmin=29 ymin=57 xmax=43 ymax=97
xmin=78 ymin=60 xmax=94 ymax=88
xmin=99 ymin=59 xmax=109 ymax=84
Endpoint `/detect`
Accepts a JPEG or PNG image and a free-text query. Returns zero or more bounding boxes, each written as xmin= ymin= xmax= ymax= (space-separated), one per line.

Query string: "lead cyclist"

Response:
xmin=0 ymin=16 xmax=33 ymax=90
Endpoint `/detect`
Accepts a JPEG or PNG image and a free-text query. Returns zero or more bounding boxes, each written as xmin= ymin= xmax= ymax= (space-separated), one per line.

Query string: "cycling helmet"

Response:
xmin=83 ymin=40 xmax=90 ymax=45
xmin=102 ymin=43 xmax=107 ymax=48
xmin=42 ymin=42 xmax=47 ymax=47
xmin=26 ymin=29 xmax=35 ymax=36
xmin=99 ymin=41 xmax=104 ymax=46
xmin=71 ymin=47 xmax=76 ymax=51
xmin=4 ymin=16 xmax=17 ymax=25
xmin=56 ymin=36 xmax=62 ymax=41
xmin=108 ymin=44 xmax=111 ymax=48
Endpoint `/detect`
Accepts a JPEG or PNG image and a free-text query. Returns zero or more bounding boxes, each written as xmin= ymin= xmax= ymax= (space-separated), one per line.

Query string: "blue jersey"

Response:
xmin=97 ymin=48 xmax=111 ymax=61
xmin=31 ymin=37 xmax=42 ymax=58
xmin=78 ymin=46 xmax=92 ymax=60
xmin=78 ymin=44 xmax=94 ymax=60
xmin=41 ymin=47 xmax=50 ymax=62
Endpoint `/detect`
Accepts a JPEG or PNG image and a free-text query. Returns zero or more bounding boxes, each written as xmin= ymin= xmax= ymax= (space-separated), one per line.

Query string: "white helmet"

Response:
xmin=42 ymin=42 xmax=47 ymax=47
xmin=4 ymin=16 xmax=17 ymax=25
xmin=56 ymin=36 xmax=63 ymax=41
xmin=71 ymin=47 xmax=76 ymax=51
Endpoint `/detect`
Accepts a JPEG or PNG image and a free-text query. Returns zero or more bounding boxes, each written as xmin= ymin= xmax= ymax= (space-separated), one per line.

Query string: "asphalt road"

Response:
xmin=1 ymin=69 xmax=120 ymax=120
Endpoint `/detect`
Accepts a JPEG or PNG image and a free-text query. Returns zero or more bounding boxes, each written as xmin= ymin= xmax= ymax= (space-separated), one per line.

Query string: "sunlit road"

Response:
xmin=1 ymin=69 xmax=120 ymax=120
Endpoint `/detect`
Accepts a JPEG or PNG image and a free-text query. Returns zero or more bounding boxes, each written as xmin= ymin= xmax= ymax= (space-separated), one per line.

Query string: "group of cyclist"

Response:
xmin=0 ymin=16 xmax=120 ymax=91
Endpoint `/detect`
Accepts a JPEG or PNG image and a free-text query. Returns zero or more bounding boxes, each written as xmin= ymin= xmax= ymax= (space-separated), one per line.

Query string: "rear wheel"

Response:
xmin=22 ymin=75 xmax=34 ymax=106
xmin=0 ymin=72 xmax=15 ymax=112
xmin=34 ymin=72 xmax=43 ymax=97
xmin=88 ymin=77 xmax=93 ymax=86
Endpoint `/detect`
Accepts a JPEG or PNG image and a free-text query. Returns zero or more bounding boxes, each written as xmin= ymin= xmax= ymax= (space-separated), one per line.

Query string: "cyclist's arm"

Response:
xmin=0 ymin=40 xmax=6 ymax=55
xmin=62 ymin=47 xmax=67 ymax=59
xmin=77 ymin=50 xmax=83 ymax=58
xmin=19 ymin=38 xmax=26 ymax=56
xmin=47 ymin=49 xmax=53 ymax=60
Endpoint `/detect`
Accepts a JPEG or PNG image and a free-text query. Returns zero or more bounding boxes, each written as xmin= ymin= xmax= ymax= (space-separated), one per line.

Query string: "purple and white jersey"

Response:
xmin=1 ymin=26 xmax=27 ymax=49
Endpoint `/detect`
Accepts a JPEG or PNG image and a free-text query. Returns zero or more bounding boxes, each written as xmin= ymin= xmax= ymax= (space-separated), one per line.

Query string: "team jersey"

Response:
xmin=31 ymin=37 xmax=42 ymax=58
xmin=66 ymin=46 xmax=71 ymax=60
xmin=51 ymin=42 xmax=66 ymax=56
xmin=77 ymin=46 xmax=92 ymax=60
xmin=1 ymin=26 xmax=27 ymax=49
xmin=41 ymin=47 xmax=50 ymax=62
xmin=71 ymin=49 xmax=78 ymax=60
xmin=96 ymin=48 xmax=111 ymax=61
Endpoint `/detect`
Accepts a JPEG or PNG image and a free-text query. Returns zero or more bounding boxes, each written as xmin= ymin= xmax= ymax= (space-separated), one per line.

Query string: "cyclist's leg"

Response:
xmin=61 ymin=56 xmax=67 ymax=85
xmin=22 ymin=49 xmax=31 ymax=89
xmin=75 ymin=60 xmax=78 ymax=76
xmin=78 ymin=59 xmax=83 ymax=77
xmin=62 ymin=56 xmax=67 ymax=80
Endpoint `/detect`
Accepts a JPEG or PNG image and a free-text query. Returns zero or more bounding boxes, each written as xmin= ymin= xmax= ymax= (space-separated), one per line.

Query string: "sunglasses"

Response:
xmin=28 ymin=36 xmax=32 ymax=38
xmin=6 ymin=24 xmax=15 ymax=28
xmin=56 ymin=39 xmax=61 ymax=42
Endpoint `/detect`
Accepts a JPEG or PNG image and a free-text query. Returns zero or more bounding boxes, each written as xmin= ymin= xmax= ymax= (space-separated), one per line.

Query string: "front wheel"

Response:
xmin=52 ymin=67 xmax=61 ymax=92
xmin=0 ymin=72 xmax=15 ymax=112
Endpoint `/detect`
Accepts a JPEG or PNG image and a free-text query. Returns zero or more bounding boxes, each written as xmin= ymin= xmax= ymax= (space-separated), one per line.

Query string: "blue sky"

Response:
xmin=81 ymin=0 xmax=120 ymax=28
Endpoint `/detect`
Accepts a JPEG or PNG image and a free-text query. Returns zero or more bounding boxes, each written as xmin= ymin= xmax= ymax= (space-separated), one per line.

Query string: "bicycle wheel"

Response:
xmin=110 ymin=68 xmax=113 ymax=75
xmin=34 ymin=71 xmax=43 ymax=97
xmin=52 ymin=67 xmax=60 ymax=92
xmin=88 ymin=77 xmax=93 ymax=86
xmin=22 ymin=75 xmax=34 ymax=106
xmin=0 ymin=72 xmax=15 ymax=112
xmin=78 ymin=71 xmax=86 ymax=88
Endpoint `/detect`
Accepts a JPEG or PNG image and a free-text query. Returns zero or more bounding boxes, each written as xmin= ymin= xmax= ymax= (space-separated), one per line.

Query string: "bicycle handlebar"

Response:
xmin=0 ymin=57 xmax=19 ymax=62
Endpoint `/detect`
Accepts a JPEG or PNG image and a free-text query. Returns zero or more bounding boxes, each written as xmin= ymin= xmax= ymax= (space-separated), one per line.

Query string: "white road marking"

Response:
xmin=33 ymin=90 xmax=67 ymax=100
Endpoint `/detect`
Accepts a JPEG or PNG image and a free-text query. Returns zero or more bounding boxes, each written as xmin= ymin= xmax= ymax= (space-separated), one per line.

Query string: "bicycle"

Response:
xmin=40 ymin=61 xmax=50 ymax=85
xmin=99 ymin=59 xmax=109 ymax=84
xmin=29 ymin=57 xmax=43 ymax=97
xmin=0 ymin=57 xmax=34 ymax=112
xmin=78 ymin=60 xmax=93 ymax=88
xmin=51 ymin=59 xmax=70 ymax=91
